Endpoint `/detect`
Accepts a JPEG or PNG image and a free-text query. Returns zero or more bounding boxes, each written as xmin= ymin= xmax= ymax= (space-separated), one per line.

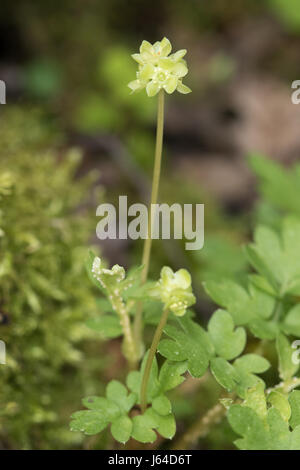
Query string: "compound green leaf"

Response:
xmin=106 ymin=380 xmax=137 ymax=413
xmin=244 ymin=383 xmax=267 ymax=420
xmin=131 ymin=414 xmax=157 ymax=443
xmin=158 ymin=339 xmax=187 ymax=361
xmin=233 ymin=354 xmax=270 ymax=374
xmin=82 ymin=396 xmax=119 ymax=420
xmin=210 ymin=358 xmax=239 ymax=391
xmin=282 ymin=304 xmax=300 ymax=337
xmin=267 ymin=407 xmax=290 ymax=450
xmin=146 ymin=407 xmax=176 ymax=439
xmin=70 ymin=410 xmax=109 ymax=435
xmin=227 ymin=404 xmax=269 ymax=450
xmin=208 ymin=309 xmax=246 ymax=360
xmin=204 ymin=278 xmax=275 ymax=329
xmin=152 ymin=395 xmax=172 ymax=416
xmin=267 ymin=391 xmax=291 ymax=422
xmin=111 ymin=415 xmax=132 ymax=444
xmin=276 ymin=333 xmax=299 ymax=381
xmin=290 ymin=425 xmax=300 ymax=450
xmin=158 ymin=360 xmax=187 ymax=392
xmin=245 ymin=218 xmax=300 ymax=296
xmin=159 ymin=318 xmax=213 ymax=378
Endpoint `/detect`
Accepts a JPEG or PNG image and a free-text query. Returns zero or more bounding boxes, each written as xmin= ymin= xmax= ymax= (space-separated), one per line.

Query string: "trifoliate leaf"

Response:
xmin=245 ymin=218 xmax=300 ymax=296
xmin=158 ymin=360 xmax=187 ymax=392
xmin=248 ymin=154 xmax=300 ymax=216
xmin=204 ymin=278 xmax=275 ymax=329
xmin=233 ymin=355 xmax=269 ymax=399
xmin=233 ymin=354 xmax=270 ymax=374
xmin=159 ymin=318 xmax=214 ymax=378
xmin=244 ymin=383 xmax=267 ymax=420
xmin=158 ymin=339 xmax=187 ymax=361
xmin=290 ymin=425 xmax=300 ymax=450
xmin=82 ymin=396 xmax=119 ymax=420
xmin=248 ymin=318 xmax=279 ymax=340
xmin=210 ymin=358 xmax=240 ymax=391
xmin=266 ymin=407 xmax=290 ymax=450
xmin=276 ymin=333 xmax=299 ymax=381
xmin=249 ymin=274 xmax=277 ymax=297
xmin=111 ymin=415 xmax=133 ymax=444
xmin=228 ymin=402 xmax=300 ymax=450
xmin=227 ymin=404 xmax=269 ymax=450
xmin=282 ymin=304 xmax=300 ymax=337
xmin=152 ymin=395 xmax=172 ymax=416
xmin=208 ymin=309 xmax=246 ymax=360
xmin=131 ymin=414 xmax=157 ymax=443
xmin=70 ymin=410 xmax=109 ymax=435
xmin=212 ymin=355 xmax=270 ymax=399
xmin=146 ymin=407 xmax=176 ymax=439
xmin=204 ymin=279 xmax=248 ymax=322
xmin=245 ymin=226 xmax=282 ymax=291
xmin=267 ymin=391 xmax=291 ymax=422
xmin=85 ymin=315 xmax=122 ymax=338
xmin=106 ymin=380 xmax=137 ymax=413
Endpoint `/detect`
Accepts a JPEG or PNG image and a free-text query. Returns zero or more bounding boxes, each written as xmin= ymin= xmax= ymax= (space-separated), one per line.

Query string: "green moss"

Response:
xmin=0 ymin=108 xmax=103 ymax=449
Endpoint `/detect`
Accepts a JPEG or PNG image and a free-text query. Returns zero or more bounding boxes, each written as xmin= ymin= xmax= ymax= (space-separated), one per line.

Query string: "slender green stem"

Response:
xmin=141 ymin=89 xmax=165 ymax=282
xmin=133 ymin=89 xmax=165 ymax=354
xmin=108 ymin=286 xmax=137 ymax=369
xmin=140 ymin=308 xmax=169 ymax=413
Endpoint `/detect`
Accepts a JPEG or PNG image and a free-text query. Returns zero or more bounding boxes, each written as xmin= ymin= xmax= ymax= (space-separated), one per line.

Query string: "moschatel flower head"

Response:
xmin=150 ymin=266 xmax=196 ymax=316
xmin=92 ymin=256 xmax=125 ymax=288
xmin=128 ymin=38 xmax=192 ymax=97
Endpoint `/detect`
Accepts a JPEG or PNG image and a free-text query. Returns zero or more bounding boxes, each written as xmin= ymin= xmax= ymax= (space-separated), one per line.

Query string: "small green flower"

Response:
xmin=128 ymin=38 xmax=192 ymax=97
xmin=92 ymin=256 xmax=125 ymax=288
xmin=150 ymin=266 xmax=196 ymax=316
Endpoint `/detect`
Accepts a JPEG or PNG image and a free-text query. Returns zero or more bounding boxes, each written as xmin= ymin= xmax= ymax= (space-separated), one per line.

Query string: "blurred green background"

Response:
xmin=1 ymin=0 xmax=300 ymax=449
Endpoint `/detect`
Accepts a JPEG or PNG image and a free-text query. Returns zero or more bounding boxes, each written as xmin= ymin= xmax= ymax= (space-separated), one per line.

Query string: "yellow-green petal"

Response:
xmin=172 ymin=49 xmax=187 ymax=62
xmin=160 ymin=37 xmax=172 ymax=57
xmin=164 ymin=75 xmax=178 ymax=94
xmin=173 ymin=62 xmax=188 ymax=78
xmin=140 ymin=40 xmax=153 ymax=54
xmin=146 ymin=81 xmax=160 ymax=97
xmin=158 ymin=58 xmax=175 ymax=71
xmin=174 ymin=269 xmax=191 ymax=289
xmin=161 ymin=266 xmax=174 ymax=283
xmin=177 ymin=81 xmax=192 ymax=94
xmin=139 ymin=63 xmax=155 ymax=81
xmin=140 ymin=51 xmax=154 ymax=63
xmin=153 ymin=41 xmax=161 ymax=53
xmin=131 ymin=53 xmax=144 ymax=65
xmin=128 ymin=80 xmax=143 ymax=93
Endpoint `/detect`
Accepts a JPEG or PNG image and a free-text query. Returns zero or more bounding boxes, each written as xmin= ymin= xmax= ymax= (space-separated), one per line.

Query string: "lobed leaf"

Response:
xmin=208 ymin=309 xmax=246 ymax=360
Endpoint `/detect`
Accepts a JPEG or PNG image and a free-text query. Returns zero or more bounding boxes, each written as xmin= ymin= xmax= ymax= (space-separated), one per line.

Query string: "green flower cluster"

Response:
xmin=150 ymin=266 xmax=195 ymax=316
xmin=128 ymin=38 xmax=192 ymax=97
